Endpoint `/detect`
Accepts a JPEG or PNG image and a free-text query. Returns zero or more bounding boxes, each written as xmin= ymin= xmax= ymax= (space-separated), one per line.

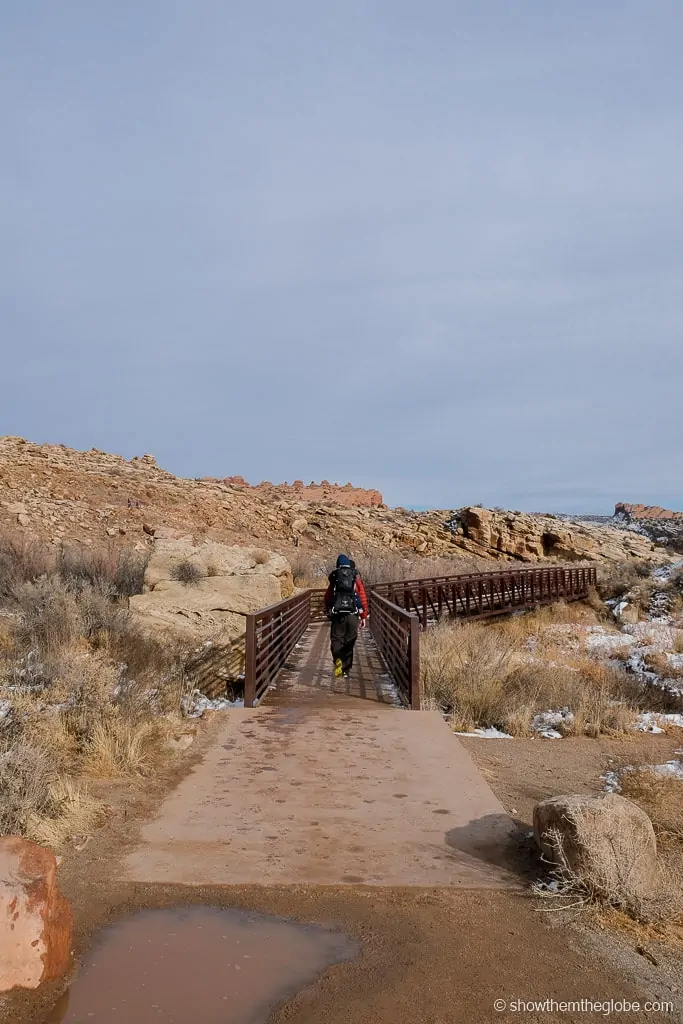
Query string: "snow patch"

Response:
xmin=182 ymin=690 xmax=244 ymax=716
xmin=531 ymin=709 xmax=574 ymax=739
xmin=454 ymin=726 xmax=513 ymax=739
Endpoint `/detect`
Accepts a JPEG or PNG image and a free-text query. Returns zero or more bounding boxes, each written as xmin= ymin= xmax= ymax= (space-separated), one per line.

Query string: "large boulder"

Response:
xmin=533 ymin=794 xmax=658 ymax=903
xmin=130 ymin=538 xmax=293 ymax=644
xmin=0 ymin=837 xmax=74 ymax=991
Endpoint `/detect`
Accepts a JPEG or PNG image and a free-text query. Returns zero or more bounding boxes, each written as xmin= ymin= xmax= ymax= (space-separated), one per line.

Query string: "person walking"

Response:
xmin=324 ymin=554 xmax=368 ymax=678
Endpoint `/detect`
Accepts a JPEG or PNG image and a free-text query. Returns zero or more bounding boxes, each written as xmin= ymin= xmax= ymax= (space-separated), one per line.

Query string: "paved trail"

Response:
xmin=124 ymin=625 xmax=518 ymax=888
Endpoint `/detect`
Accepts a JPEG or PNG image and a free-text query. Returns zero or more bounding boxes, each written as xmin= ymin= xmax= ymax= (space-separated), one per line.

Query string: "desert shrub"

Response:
xmin=84 ymin=719 xmax=158 ymax=777
xmin=535 ymin=817 xmax=681 ymax=923
xmin=288 ymin=548 xmax=329 ymax=585
xmin=597 ymin=560 xmax=652 ymax=601
xmin=0 ymin=737 xmax=97 ymax=845
xmin=421 ymin=618 xmax=642 ymax=736
xmin=12 ymin=577 xmax=81 ymax=659
xmin=253 ymin=548 xmax=269 ymax=565
xmin=170 ymin=558 xmax=204 ymax=586
xmin=58 ymin=543 xmax=149 ymax=597
xmin=0 ymin=530 xmax=53 ymax=601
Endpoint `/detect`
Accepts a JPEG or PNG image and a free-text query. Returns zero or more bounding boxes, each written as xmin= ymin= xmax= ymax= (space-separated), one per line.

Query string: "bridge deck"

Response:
xmin=265 ymin=622 xmax=400 ymax=709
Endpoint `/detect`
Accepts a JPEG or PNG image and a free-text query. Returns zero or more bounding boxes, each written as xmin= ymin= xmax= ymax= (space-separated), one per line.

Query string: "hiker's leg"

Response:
xmin=342 ymin=615 xmax=359 ymax=673
xmin=330 ymin=616 xmax=345 ymax=663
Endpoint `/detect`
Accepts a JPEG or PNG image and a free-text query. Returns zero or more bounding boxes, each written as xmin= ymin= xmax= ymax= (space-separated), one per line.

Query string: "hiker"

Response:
xmin=324 ymin=554 xmax=368 ymax=678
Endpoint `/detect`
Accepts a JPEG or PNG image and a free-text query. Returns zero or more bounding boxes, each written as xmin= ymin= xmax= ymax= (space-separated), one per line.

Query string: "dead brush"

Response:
xmin=534 ymin=814 xmax=682 ymax=925
xmin=597 ymin=560 xmax=652 ymax=601
xmin=421 ymin=621 xmax=516 ymax=732
xmin=0 ymin=737 xmax=99 ymax=847
xmin=170 ymin=558 xmax=204 ymax=586
xmin=12 ymin=576 xmax=81 ymax=658
xmin=0 ymin=529 xmax=54 ymax=602
xmin=536 ymin=819 xmax=679 ymax=925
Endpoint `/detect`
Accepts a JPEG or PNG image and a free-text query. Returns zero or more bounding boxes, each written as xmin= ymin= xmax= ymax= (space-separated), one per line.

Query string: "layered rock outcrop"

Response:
xmin=445 ymin=506 xmax=663 ymax=565
xmin=130 ymin=538 xmax=293 ymax=643
xmin=221 ymin=478 xmax=383 ymax=507
xmin=615 ymin=503 xmax=683 ymax=521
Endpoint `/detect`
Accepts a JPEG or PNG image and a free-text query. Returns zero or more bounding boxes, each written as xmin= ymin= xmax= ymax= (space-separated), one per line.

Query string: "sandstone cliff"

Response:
xmin=221 ymin=477 xmax=383 ymax=507
xmin=615 ymin=502 xmax=683 ymax=521
xmin=0 ymin=437 xmax=668 ymax=567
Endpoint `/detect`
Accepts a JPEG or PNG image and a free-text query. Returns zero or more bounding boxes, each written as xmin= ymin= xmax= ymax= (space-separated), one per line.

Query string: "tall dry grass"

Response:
xmin=0 ymin=535 xmax=191 ymax=850
xmin=420 ymin=610 xmax=644 ymax=736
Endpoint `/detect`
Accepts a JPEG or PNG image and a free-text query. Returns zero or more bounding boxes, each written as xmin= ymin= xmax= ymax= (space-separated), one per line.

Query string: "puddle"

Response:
xmin=49 ymin=906 xmax=357 ymax=1024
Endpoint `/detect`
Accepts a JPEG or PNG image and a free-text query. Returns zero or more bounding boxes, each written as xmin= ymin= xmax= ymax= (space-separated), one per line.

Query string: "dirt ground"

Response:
xmin=3 ymin=719 xmax=682 ymax=1024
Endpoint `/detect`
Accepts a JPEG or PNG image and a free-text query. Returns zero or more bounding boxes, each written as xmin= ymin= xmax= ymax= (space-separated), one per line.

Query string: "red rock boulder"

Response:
xmin=0 ymin=836 xmax=74 ymax=991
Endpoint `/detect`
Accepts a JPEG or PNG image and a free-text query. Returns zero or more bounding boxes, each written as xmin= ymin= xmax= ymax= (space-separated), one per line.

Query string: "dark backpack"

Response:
xmin=331 ymin=565 xmax=357 ymax=615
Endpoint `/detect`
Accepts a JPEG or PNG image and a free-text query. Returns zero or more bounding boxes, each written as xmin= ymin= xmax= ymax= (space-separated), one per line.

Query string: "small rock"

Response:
xmin=17 ymin=513 xmax=30 ymax=527
xmin=106 ymin=527 xmax=117 ymax=537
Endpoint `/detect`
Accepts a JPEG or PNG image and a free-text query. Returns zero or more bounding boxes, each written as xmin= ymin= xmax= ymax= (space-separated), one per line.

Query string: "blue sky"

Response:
xmin=2 ymin=2 xmax=682 ymax=513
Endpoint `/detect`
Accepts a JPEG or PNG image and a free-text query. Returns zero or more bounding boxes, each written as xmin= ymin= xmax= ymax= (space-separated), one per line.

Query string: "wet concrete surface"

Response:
xmin=123 ymin=705 xmax=520 ymax=887
xmin=48 ymin=906 xmax=357 ymax=1024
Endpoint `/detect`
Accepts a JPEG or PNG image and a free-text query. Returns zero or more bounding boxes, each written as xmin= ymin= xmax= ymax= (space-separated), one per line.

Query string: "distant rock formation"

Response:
xmin=221 ymin=477 xmax=383 ymax=508
xmin=615 ymin=502 xmax=683 ymax=521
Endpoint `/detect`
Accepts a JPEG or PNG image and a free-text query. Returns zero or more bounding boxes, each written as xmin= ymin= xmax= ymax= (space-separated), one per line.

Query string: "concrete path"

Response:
xmin=124 ymin=623 xmax=518 ymax=887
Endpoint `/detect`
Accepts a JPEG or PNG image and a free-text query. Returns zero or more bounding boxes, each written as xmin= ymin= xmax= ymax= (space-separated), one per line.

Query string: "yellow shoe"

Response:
xmin=334 ymin=658 xmax=343 ymax=678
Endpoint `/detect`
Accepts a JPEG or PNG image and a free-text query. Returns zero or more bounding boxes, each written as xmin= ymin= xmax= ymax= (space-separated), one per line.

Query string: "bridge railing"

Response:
xmin=368 ymin=591 xmax=420 ymax=709
xmin=373 ymin=565 xmax=596 ymax=629
xmin=240 ymin=565 xmax=597 ymax=708
xmin=244 ymin=590 xmax=312 ymax=706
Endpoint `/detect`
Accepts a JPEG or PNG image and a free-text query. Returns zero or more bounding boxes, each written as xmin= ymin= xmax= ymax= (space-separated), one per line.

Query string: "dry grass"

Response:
xmin=421 ymin=614 xmax=643 ymax=737
xmin=0 ymin=542 xmax=193 ymax=850
xmin=597 ymin=560 xmax=652 ymax=601
xmin=253 ymin=548 xmax=269 ymax=565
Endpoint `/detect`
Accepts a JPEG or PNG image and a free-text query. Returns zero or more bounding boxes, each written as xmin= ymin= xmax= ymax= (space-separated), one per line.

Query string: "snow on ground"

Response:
xmin=636 ymin=712 xmax=683 ymax=733
xmin=375 ymin=673 xmax=404 ymax=708
xmin=603 ymin=757 xmax=683 ymax=792
xmin=531 ymin=709 xmax=574 ymax=739
xmin=454 ymin=726 xmax=513 ymax=739
xmin=182 ymin=689 xmax=244 ymax=716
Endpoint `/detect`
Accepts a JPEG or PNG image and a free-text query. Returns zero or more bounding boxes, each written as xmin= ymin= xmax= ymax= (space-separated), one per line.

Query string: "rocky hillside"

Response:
xmin=0 ymin=437 xmax=669 ymax=567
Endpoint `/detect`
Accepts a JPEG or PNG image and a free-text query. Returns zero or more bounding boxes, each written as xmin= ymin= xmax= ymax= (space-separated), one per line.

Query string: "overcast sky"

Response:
xmin=2 ymin=2 xmax=682 ymax=513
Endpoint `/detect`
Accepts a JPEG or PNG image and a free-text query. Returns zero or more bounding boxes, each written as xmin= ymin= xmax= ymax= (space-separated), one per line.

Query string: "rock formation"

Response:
xmin=444 ymin=506 xmax=663 ymax=565
xmin=0 ymin=837 xmax=74 ymax=991
xmin=615 ymin=503 xmax=683 ymax=521
xmin=130 ymin=537 xmax=293 ymax=643
xmin=221 ymin=477 xmax=383 ymax=507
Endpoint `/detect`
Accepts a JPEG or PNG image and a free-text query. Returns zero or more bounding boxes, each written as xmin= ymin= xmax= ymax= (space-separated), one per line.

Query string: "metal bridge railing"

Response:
xmin=234 ymin=564 xmax=598 ymax=708
xmin=244 ymin=590 xmax=311 ymax=707
xmin=373 ymin=565 xmax=596 ymax=630
xmin=368 ymin=590 xmax=420 ymax=709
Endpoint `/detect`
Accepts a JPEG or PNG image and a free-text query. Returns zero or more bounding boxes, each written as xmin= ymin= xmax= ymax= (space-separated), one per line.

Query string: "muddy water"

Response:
xmin=49 ymin=906 xmax=357 ymax=1023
